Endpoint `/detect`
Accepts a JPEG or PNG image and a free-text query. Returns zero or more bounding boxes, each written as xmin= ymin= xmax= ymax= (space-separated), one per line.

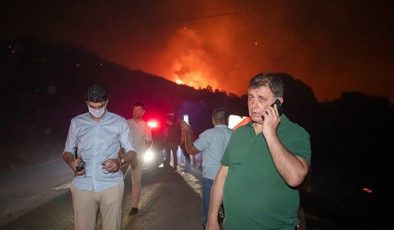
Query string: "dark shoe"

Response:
xmin=129 ymin=207 xmax=139 ymax=216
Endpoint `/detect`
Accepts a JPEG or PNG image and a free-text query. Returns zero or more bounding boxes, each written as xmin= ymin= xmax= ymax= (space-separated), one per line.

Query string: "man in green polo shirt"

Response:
xmin=206 ymin=73 xmax=311 ymax=230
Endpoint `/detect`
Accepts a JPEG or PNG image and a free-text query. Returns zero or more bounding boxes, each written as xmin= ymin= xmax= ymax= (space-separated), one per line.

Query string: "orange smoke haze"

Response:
xmin=2 ymin=0 xmax=393 ymax=101
xmin=151 ymin=26 xmax=231 ymax=92
xmin=131 ymin=5 xmax=264 ymax=96
xmin=160 ymin=27 xmax=220 ymax=90
xmin=121 ymin=0 xmax=394 ymax=101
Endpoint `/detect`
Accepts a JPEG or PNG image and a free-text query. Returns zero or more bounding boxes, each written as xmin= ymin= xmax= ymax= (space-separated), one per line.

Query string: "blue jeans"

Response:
xmin=202 ymin=178 xmax=214 ymax=227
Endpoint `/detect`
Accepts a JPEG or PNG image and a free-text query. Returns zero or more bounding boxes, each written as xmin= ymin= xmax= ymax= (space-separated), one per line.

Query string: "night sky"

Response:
xmin=1 ymin=0 xmax=393 ymax=101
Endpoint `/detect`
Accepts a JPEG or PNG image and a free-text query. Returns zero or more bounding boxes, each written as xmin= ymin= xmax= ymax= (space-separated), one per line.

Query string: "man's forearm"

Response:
xmin=184 ymin=130 xmax=193 ymax=154
xmin=265 ymin=133 xmax=309 ymax=187
xmin=184 ymin=131 xmax=201 ymax=155
xmin=63 ymin=152 xmax=75 ymax=166
xmin=123 ymin=150 xmax=137 ymax=164
xmin=63 ymin=151 xmax=79 ymax=174
xmin=207 ymin=166 xmax=228 ymax=220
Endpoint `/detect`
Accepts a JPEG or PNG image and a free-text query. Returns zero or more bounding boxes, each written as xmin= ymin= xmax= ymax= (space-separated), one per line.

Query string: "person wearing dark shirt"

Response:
xmin=163 ymin=113 xmax=181 ymax=171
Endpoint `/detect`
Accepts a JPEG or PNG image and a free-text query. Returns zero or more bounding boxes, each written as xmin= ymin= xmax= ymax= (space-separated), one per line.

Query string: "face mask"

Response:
xmin=88 ymin=106 xmax=106 ymax=118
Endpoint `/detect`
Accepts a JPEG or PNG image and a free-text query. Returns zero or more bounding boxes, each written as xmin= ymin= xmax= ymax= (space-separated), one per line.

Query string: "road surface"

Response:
xmin=0 ymin=158 xmax=204 ymax=230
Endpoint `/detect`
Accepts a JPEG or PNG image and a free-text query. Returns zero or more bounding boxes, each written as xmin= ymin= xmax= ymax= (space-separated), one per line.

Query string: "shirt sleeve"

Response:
xmin=63 ymin=118 xmax=77 ymax=155
xmin=287 ymin=132 xmax=312 ymax=164
xmin=120 ymin=119 xmax=136 ymax=154
xmin=220 ymin=137 xmax=232 ymax=166
xmin=220 ymin=127 xmax=239 ymax=166
xmin=193 ymin=130 xmax=211 ymax=152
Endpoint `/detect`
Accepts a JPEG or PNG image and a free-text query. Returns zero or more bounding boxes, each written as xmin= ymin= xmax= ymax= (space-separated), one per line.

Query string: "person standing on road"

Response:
xmin=63 ymin=83 xmax=137 ymax=230
xmin=206 ymin=73 xmax=312 ymax=230
xmin=127 ymin=102 xmax=153 ymax=216
xmin=180 ymin=122 xmax=192 ymax=172
xmin=181 ymin=108 xmax=233 ymax=228
xmin=163 ymin=113 xmax=181 ymax=171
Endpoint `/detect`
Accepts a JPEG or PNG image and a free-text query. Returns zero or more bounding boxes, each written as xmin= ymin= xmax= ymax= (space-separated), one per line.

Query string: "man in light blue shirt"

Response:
xmin=63 ymin=83 xmax=136 ymax=230
xmin=181 ymin=108 xmax=233 ymax=228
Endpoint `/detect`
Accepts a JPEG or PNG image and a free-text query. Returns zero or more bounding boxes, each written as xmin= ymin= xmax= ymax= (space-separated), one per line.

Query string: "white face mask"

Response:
xmin=88 ymin=106 xmax=106 ymax=118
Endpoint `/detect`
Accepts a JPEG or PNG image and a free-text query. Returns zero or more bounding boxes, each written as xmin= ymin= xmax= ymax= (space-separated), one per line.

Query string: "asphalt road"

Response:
xmin=2 ymin=157 xmax=387 ymax=229
xmin=7 ymin=155 xmax=385 ymax=230
xmin=0 ymin=159 xmax=204 ymax=230
xmin=0 ymin=159 xmax=74 ymax=227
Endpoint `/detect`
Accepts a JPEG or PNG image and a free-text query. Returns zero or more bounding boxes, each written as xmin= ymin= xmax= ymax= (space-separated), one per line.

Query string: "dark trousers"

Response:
xmin=180 ymin=143 xmax=191 ymax=169
xmin=202 ymin=178 xmax=214 ymax=227
xmin=164 ymin=142 xmax=179 ymax=169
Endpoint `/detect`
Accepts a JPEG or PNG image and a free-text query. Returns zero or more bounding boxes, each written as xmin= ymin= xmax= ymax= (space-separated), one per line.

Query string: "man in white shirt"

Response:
xmin=127 ymin=102 xmax=153 ymax=215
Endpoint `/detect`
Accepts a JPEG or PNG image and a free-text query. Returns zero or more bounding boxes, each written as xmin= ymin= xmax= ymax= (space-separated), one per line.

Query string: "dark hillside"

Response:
xmin=0 ymin=38 xmax=248 ymax=170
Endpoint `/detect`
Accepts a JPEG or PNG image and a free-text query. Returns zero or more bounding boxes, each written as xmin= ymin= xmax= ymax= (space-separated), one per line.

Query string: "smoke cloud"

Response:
xmin=2 ymin=0 xmax=393 ymax=101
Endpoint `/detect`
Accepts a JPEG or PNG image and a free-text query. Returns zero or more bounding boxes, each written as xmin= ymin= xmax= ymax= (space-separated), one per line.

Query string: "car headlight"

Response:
xmin=143 ymin=149 xmax=155 ymax=163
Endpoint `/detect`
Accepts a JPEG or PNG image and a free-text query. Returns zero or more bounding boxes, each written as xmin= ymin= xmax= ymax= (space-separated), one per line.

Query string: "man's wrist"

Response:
xmin=118 ymin=157 xmax=125 ymax=166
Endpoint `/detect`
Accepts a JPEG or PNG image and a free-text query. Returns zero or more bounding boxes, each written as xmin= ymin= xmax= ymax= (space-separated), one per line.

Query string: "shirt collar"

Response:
xmin=215 ymin=124 xmax=228 ymax=128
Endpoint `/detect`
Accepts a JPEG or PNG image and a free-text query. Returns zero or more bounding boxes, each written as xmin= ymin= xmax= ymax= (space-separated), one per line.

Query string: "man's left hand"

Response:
xmin=102 ymin=159 xmax=120 ymax=173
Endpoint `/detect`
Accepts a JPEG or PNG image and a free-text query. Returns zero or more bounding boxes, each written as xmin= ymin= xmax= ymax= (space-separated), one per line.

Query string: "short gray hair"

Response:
xmin=249 ymin=73 xmax=284 ymax=97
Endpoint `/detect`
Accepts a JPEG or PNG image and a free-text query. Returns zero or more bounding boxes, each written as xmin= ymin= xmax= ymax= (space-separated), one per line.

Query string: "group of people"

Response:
xmin=162 ymin=112 xmax=202 ymax=172
xmin=162 ymin=112 xmax=193 ymax=172
xmin=62 ymin=73 xmax=312 ymax=230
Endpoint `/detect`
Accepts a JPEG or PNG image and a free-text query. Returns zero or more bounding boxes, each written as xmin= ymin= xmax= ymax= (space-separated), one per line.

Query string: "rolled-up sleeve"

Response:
xmin=120 ymin=120 xmax=136 ymax=154
xmin=193 ymin=130 xmax=211 ymax=151
xmin=63 ymin=118 xmax=77 ymax=154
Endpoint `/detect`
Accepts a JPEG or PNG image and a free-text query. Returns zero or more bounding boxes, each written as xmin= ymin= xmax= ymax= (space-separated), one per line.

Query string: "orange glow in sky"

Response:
xmin=4 ymin=0 xmax=393 ymax=101
xmin=145 ymin=26 xmax=224 ymax=92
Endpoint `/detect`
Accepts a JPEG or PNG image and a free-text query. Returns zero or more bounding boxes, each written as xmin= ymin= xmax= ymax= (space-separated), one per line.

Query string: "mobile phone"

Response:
xmin=183 ymin=114 xmax=189 ymax=124
xmin=272 ymin=99 xmax=284 ymax=116
xmin=261 ymin=99 xmax=284 ymax=119
xmin=76 ymin=159 xmax=86 ymax=172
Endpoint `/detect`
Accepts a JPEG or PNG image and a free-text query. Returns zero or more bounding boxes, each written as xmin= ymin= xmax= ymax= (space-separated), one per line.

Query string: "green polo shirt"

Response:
xmin=221 ymin=115 xmax=311 ymax=230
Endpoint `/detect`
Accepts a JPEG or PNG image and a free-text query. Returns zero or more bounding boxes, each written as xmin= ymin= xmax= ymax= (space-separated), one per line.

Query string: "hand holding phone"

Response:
xmin=261 ymin=99 xmax=284 ymax=120
xmin=76 ymin=159 xmax=86 ymax=171
xmin=272 ymin=99 xmax=284 ymax=116
xmin=75 ymin=158 xmax=86 ymax=176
